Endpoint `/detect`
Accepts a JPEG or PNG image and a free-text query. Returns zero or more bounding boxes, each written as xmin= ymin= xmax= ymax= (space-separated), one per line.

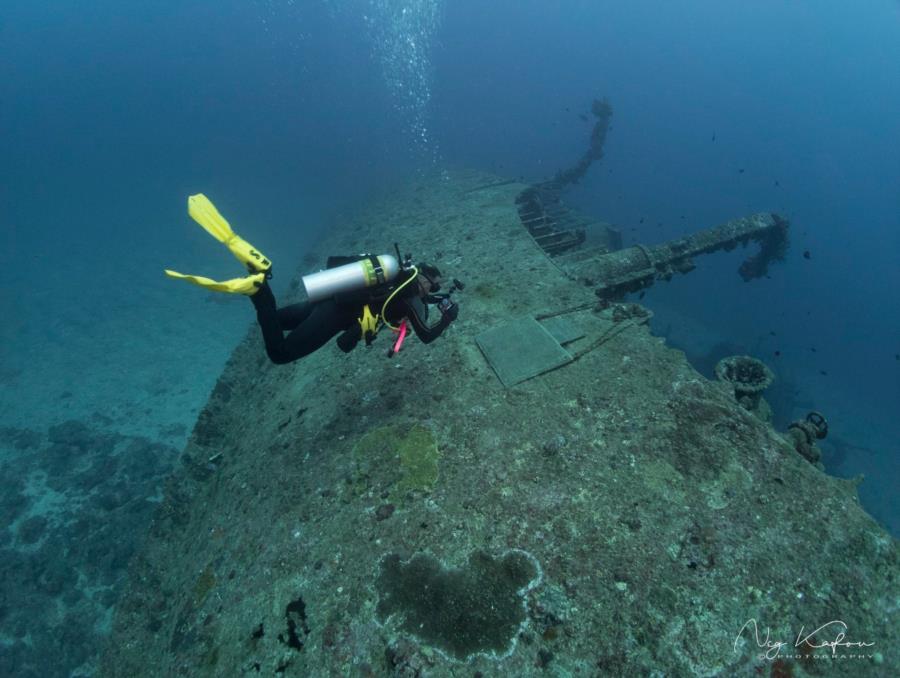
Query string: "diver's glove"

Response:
xmin=439 ymin=298 xmax=459 ymax=322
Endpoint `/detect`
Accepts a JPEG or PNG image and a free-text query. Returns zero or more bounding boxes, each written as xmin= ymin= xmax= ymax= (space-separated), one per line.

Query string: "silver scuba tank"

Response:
xmin=301 ymin=254 xmax=401 ymax=302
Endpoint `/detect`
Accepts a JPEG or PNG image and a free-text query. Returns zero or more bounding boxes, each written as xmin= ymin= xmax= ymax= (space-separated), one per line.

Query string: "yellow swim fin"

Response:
xmin=165 ymin=269 xmax=266 ymax=296
xmin=187 ymin=194 xmax=272 ymax=273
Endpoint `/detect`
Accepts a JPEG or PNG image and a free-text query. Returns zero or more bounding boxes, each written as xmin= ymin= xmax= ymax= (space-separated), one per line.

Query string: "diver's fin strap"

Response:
xmin=164 ymin=269 xmax=265 ymax=296
xmin=226 ymin=234 xmax=272 ymax=273
xmin=187 ymin=194 xmax=272 ymax=273
xmin=358 ymin=304 xmax=382 ymax=345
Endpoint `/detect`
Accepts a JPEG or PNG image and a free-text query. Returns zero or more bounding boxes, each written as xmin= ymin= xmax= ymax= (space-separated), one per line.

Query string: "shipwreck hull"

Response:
xmin=102 ymin=170 xmax=896 ymax=677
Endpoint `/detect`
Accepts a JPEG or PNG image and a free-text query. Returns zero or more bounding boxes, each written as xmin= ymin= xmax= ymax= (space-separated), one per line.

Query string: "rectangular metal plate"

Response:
xmin=475 ymin=316 xmax=573 ymax=387
xmin=539 ymin=316 xmax=585 ymax=345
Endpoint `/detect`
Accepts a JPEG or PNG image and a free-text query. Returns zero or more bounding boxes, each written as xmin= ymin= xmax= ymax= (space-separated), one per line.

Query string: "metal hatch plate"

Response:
xmin=539 ymin=316 xmax=585 ymax=346
xmin=475 ymin=316 xmax=573 ymax=387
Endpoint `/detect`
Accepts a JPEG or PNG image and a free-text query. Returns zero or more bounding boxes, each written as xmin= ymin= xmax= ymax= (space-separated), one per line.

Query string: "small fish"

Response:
xmin=774 ymin=180 xmax=780 ymax=187
xmin=565 ymin=107 xmax=570 ymax=112
xmin=774 ymin=350 xmax=781 ymax=357
xmin=803 ymin=250 xmax=811 ymax=260
xmin=679 ymin=215 xmax=685 ymax=220
xmin=639 ymin=218 xmax=644 ymax=224
xmin=712 ymin=132 xmax=716 ymax=142
xmin=810 ymin=347 xmax=817 ymax=352
xmin=895 ymin=354 xmax=899 ymax=361
xmin=638 ymin=291 xmax=645 ymax=299
xmin=578 ymin=113 xmax=588 ymax=122
xmin=738 ymin=168 xmax=745 ymax=174
xmin=819 ymin=370 xmax=828 ymax=376
xmin=769 ymin=331 xmax=777 ymax=336
xmin=657 ymin=222 xmax=662 ymax=227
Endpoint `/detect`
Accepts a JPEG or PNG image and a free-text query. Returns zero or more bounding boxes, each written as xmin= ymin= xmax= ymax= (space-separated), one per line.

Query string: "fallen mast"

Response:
xmin=562 ymin=212 xmax=790 ymax=301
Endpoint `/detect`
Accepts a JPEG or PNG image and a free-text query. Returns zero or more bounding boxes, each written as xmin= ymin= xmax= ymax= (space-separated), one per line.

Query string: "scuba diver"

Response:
xmin=165 ymin=195 xmax=460 ymax=365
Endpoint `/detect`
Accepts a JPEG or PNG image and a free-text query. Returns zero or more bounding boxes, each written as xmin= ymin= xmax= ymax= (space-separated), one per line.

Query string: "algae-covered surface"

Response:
xmin=101 ymin=169 xmax=897 ymax=677
xmin=351 ymin=424 xmax=441 ymax=505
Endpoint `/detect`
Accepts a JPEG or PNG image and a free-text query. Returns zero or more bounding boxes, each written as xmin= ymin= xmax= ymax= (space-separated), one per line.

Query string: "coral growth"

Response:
xmin=376 ymin=550 xmax=540 ymax=660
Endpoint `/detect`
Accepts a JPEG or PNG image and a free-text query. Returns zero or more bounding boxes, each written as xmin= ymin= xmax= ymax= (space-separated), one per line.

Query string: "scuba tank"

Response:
xmin=301 ymin=254 xmax=401 ymax=302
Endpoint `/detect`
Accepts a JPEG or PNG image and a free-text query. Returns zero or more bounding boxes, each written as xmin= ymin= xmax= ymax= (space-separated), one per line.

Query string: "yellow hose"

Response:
xmin=381 ymin=266 xmax=418 ymax=331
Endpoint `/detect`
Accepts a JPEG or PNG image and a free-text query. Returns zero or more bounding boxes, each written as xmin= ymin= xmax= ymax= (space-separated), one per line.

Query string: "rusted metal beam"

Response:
xmin=563 ymin=212 xmax=790 ymax=300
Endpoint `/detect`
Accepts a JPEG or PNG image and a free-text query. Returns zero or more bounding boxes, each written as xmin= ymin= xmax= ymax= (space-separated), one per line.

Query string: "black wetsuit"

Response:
xmin=250 ymin=277 xmax=453 ymax=365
